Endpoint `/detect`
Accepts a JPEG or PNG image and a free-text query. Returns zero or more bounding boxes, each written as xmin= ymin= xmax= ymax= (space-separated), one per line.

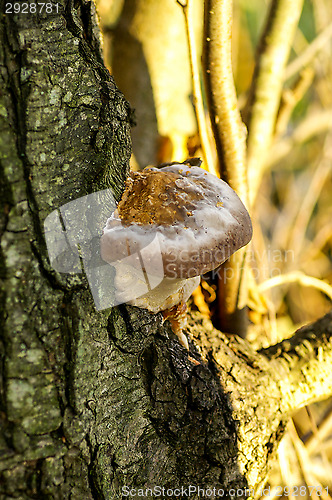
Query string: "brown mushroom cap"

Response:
xmin=100 ymin=164 xmax=252 ymax=279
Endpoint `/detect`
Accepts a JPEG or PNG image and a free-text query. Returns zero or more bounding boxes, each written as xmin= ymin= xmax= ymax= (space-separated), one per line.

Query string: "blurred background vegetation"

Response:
xmin=95 ymin=0 xmax=332 ymax=496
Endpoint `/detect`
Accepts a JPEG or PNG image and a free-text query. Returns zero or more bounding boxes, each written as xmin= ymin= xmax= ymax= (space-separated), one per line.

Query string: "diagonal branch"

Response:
xmin=284 ymin=20 xmax=332 ymax=81
xmin=259 ymin=310 xmax=332 ymax=414
xmin=188 ymin=309 xmax=332 ymax=492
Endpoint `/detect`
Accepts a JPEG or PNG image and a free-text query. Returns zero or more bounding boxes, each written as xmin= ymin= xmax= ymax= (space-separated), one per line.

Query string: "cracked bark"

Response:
xmin=1 ymin=1 xmax=332 ymax=499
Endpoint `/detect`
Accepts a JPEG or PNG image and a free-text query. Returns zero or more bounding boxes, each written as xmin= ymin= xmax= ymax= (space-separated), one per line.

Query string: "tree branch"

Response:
xmin=203 ymin=0 xmax=247 ymax=202
xmin=190 ymin=309 xmax=332 ymax=492
xmin=202 ymin=0 xmax=250 ymax=336
xmin=260 ymin=310 xmax=332 ymax=413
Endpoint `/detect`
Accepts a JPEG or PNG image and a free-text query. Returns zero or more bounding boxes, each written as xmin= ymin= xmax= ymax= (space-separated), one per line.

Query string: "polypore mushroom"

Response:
xmin=100 ymin=161 xmax=252 ymax=350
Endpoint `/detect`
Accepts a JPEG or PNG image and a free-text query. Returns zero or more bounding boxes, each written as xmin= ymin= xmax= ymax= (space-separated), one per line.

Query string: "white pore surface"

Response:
xmin=113 ymin=259 xmax=200 ymax=312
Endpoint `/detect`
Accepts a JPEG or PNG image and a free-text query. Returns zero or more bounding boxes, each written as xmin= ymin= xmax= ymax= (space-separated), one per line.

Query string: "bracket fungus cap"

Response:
xmin=101 ymin=163 xmax=252 ymax=281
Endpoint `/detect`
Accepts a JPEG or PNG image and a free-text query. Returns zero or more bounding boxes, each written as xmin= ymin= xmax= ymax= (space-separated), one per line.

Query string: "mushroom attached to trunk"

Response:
xmin=101 ymin=162 xmax=252 ymax=349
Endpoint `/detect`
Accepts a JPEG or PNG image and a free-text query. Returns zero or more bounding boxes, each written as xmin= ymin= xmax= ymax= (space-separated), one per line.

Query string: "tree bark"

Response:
xmin=1 ymin=1 xmax=332 ymax=499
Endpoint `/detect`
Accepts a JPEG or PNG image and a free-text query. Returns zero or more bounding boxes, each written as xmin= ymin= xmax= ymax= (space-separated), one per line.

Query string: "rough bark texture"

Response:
xmin=1 ymin=1 xmax=332 ymax=499
xmin=0 ymin=0 xmax=132 ymax=497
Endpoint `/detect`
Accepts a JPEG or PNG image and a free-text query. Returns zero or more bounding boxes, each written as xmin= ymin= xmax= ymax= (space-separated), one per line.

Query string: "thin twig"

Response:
xmin=304 ymin=406 xmax=331 ymax=472
xmin=306 ymin=406 xmax=332 ymax=454
xmin=288 ymin=420 xmax=332 ymax=500
xmin=284 ymin=21 xmax=332 ymax=81
xmin=301 ymin=223 xmax=332 ymax=265
xmin=176 ymin=0 xmax=218 ymax=177
xmin=266 ymin=108 xmax=332 ymax=169
xmin=243 ymin=0 xmax=304 ymax=205
xmin=275 ymin=433 xmax=300 ymax=500
xmin=287 ymin=134 xmax=332 ymax=259
xmin=275 ymin=68 xmax=314 ymax=137
xmin=257 ymin=270 xmax=332 ymax=301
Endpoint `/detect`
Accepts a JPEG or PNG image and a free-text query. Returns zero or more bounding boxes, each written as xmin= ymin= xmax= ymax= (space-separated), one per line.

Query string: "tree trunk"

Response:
xmin=1 ymin=2 xmax=332 ymax=499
